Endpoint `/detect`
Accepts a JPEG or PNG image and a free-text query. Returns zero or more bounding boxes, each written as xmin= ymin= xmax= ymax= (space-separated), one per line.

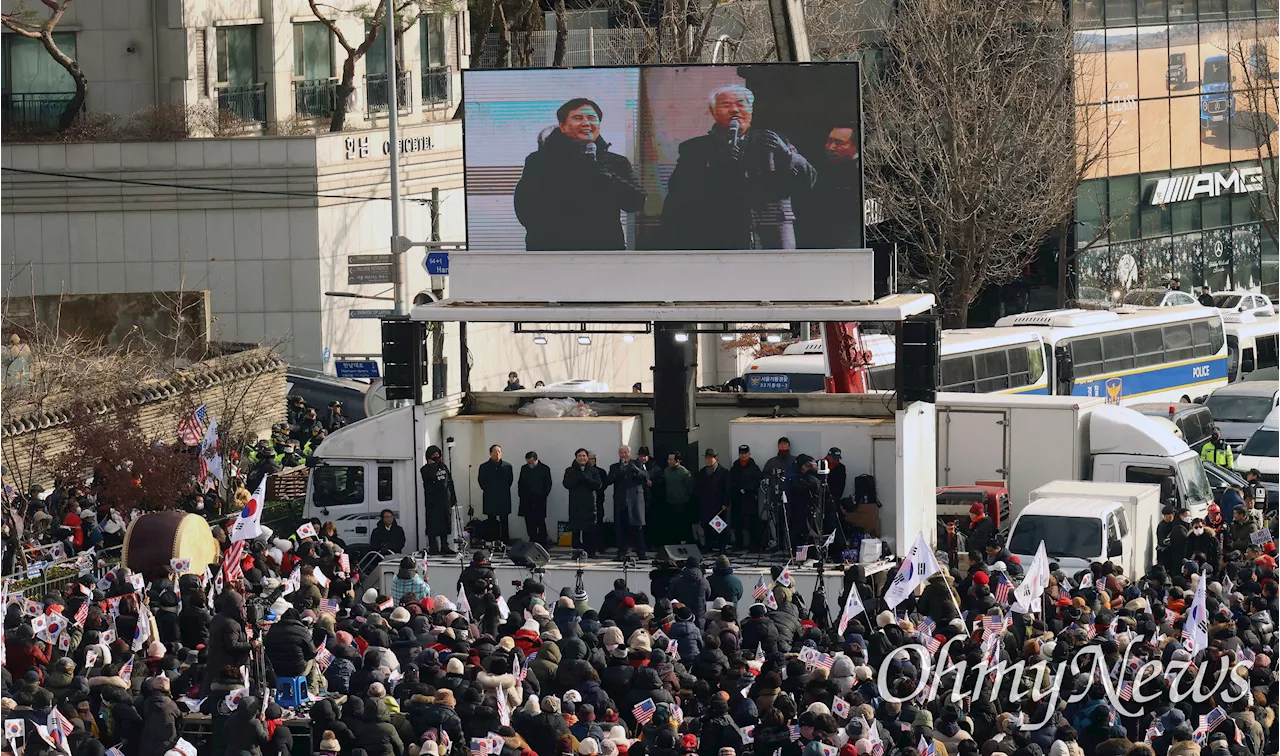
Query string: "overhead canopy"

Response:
xmin=410 ymin=293 xmax=936 ymax=323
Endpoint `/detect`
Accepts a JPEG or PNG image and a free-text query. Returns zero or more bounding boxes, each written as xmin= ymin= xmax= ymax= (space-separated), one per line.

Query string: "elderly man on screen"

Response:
xmin=514 ymin=97 xmax=646 ymax=251
xmin=659 ymin=84 xmax=816 ymax=250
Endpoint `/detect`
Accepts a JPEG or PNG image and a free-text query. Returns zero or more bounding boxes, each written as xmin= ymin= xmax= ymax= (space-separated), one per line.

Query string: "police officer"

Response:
xmin=1245 ymin=468 xmax=1268 ymax=508
xmin=286 ymin=395 xmax=308 ymax=425
xmin=324 ymin=401 xmax=347 ymax=433
xmin=1200 ymin=426 xmax=1234 ymax=469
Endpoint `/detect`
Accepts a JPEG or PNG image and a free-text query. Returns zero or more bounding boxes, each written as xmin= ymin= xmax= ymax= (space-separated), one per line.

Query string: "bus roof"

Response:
xmin=993 ymin=306 xmax=1221 ymax=342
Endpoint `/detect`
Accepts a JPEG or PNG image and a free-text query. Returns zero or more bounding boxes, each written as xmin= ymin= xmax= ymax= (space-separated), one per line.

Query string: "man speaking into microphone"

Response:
xmin=659 ymin=84 xmax=816 ymax=250
xmin=514 ymin=97 xmax=646 ymax=250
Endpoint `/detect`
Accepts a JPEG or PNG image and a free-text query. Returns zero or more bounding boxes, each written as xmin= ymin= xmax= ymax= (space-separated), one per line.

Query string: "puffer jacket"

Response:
xmin=137 ymin=690 xmax=182 ymax=756
xmin=667 ymin=619 xmax=703 ymax=661
xmin=224 ymin=696 xmax=270 ymax=756
xmin=405 ymin=695 xmax=465 ymax=749
xmin=263 ymin=616 xmax=316 ymax=677
xmin=354 ymin=698 xmax=405 ymax=756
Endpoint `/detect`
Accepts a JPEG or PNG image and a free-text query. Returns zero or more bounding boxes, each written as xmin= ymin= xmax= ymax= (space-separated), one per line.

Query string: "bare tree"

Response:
xmin=553 ymin=0 xmax=570 ymax=66
xmin=309 ymin=0 xmax=388 ymax=131
xmin=863 ymin=0 xmax=1107 ymax=327
xmin=1 ymin=0 xmax=87 ymax=131
xmin=1228 ymin=38 xmax=1279 ymax=247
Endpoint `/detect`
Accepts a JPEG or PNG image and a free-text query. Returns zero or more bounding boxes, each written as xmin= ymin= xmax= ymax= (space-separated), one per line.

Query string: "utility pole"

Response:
xmin=385 ymin=0 xmax=406 ymax=315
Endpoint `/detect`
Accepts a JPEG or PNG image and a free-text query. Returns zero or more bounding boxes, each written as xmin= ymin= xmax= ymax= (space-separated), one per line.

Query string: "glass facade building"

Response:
xmin=1072 ymin=0 xmax=1278 ymax=301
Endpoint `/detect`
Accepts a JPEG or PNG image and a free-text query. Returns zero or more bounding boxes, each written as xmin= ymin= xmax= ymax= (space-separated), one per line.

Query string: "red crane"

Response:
xmin=821 ymin=321 xmax=874 ymax=393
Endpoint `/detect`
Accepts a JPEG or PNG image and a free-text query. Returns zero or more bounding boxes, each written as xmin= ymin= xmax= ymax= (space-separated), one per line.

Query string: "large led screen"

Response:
xmin=462 ymin=64 xmax=863 ymax=252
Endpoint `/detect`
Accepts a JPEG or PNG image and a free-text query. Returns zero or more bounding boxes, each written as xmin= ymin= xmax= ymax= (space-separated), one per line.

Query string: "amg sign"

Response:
xmin=1148 ymin=167 xmax=1264 ymax=205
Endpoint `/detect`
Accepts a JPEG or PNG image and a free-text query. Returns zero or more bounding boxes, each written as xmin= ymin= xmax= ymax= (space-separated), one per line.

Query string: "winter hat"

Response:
xmin=446 ymin=658 xmax=465 ymax=675
xmin=321 ymin=732 xmax=341 ymax=751
xmin=362 ymin=588 xmax=379 ymax=604
xmin=606 ymin=727 xmax=629 ymax=746
xmin=969 ymin=502 xmax=984 ymax=516
xmin=147 ymin=641 xmax=167 ymax=660
xmin=435 ymin=690 xmax=456 ymax=707
xmin=542 ymin=695 xmax=562 ymax=714
xmin=390 ymin=607 xmax=411 ymax=624
xmin=579 ymin=739 xmax=600 ymax=756
xmin=875 ymin=611 xmax=894 ymax=628
xmin=601 ymin=740 xmax=619 ymax=756
xmin=972 ymin=571 xmax=990 ymax=585
xmin=602 ymin=626 xmax=624 ymax=649
xmin=420 ymin=743 xmax=439 ymax=756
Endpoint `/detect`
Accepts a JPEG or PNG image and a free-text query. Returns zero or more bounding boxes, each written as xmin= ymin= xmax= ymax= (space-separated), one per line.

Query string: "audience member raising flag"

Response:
xmin=177 ymin=403 xmax=209 ymax=446
xmin=632 ymin=698 xmax=656 ymax=725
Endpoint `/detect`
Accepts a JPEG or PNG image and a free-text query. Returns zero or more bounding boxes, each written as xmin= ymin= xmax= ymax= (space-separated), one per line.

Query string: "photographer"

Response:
xmin=457 ymin=550 xmax=502 ymax=635
xmin=605 ymin=445 xmax=648 ymax=561
xmin=787 ymin=455 xmax=822 ymax=546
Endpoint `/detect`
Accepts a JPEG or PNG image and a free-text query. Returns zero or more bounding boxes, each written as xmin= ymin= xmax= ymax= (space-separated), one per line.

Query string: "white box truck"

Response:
xmin=1007 ymin=480 xmax=1162 ymax=576
xmin=935 ymin=394 xmax=1212 ymax=521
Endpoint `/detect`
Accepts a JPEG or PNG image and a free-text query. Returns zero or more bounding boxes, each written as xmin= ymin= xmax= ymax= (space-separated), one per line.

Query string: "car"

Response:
xmin=1213 ymin=291 xmax=1276 ymax=317
xmin=288 ymin=367 xmax=371 ymax=423
xmin=1121 ymin=289 xmax=1200 ymax=308
xmin=1203 ymin=382 xmax=1280 ymax=448
xmin=1235 ymin=407 xmax=1279 ymax=502
xmin=1202 ymin=459 xmax=1248 ymax=506
xmin=1244 ymin=366 xmax=1280 ymax=383
xmin=1200 ymin=55 xmax=1236 ymax=140
xmin=1131 ymin=402 xmax=1215 ymax=450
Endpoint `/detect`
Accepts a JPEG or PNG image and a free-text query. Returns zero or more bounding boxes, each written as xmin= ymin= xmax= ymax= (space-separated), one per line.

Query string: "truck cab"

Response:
xmin=936 ymin=482 xmax=1010 ymax=563
xmin=1167 ymin=52 xmax=1188 ymax=89
xmin=1200 ymin=55 xmax=1235 ymax=139
xmin=1008 ymin=481 xmax=1161 ymax=575
xmin=1087 ymin=405 xmax=1213 ymax=516
xmin=304 ymin=406 xmax=430 ymax=558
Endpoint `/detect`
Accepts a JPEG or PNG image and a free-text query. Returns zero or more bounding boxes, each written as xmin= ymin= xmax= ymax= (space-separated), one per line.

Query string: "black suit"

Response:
xmin=518 ymin=461 xmax=553 ymax=546
xmin=477 ymin=458 xmax=514 ymax=542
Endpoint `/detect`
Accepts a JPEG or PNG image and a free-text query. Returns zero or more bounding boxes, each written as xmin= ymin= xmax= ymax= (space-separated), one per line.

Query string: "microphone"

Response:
xmin=584 ymin=142 xmax=597 ymax=160
xmin=729 ymin=119 xmax=740 ymax=148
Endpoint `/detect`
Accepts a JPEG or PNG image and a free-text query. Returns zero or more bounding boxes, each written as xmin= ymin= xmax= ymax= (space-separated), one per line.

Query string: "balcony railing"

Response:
xmin=293 ymin=78 xmax=340 ymax=118
xmin=365 ymin=71 xmax=411 ymax=113
xmin=1 ymin=91 xmax=77 ymax=133
xmin=421 ymin=66 xmax=451 ymax=105
xmin=215 ymin=83 xmax=267 ymax=124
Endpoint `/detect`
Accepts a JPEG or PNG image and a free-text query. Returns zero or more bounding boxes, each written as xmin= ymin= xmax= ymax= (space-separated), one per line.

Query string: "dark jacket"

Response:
xmin=178 ymin=602 xmax=211 ymax=650
xmin=478 ymin=458 xmax=514 ymax=516
xmin=671 ymin=565 xmax=711 ymax=620
xmin=263 ymin=615 xmax=316 ymax=677
xmin=667 ymin=618 xmax=703 ymax=660
xmin=740 ymin=615 xmax=780 ymax=655
xmin=406 ymin=697 xmax=465 ymax=750
xmin=728 ymin=458 xmax=763 ymax=518
xmin=206 ymin=592 xmax=250 ymax=683
xmin=659 ymin=126 xmax=816 ymax=250
xmin=709 ymin=565 xmax=744 ymax=607
xmin=513 ymin=129 xmax=645 ymax=251
xmin=518 ymin=462 xmax=553 ymax=519
xmin=694 ymin=464 xmax=731 ymax=523
xmin=606 ymin=459 xmax=648 ymax=526
xmin=965 ymin=516 xmax=997 ymax=554
xmin=354 ymin=699 xmax=404 ymax=756
xmin=138 ymin=690 xmax=182 ymax=756
xmin=563 ymin=463 xmax=603 ymax=530
xmin=421 ymin=462 xmax=457 ymax=537
xmin=370 ymin=521 xmax=407 ymax=554
xmin=224 ymin=697 xmax=270 ymax=756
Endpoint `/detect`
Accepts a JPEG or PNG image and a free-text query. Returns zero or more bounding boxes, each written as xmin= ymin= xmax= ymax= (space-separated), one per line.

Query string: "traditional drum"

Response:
xmin=122 ymin=511 xmax=220 ymax=581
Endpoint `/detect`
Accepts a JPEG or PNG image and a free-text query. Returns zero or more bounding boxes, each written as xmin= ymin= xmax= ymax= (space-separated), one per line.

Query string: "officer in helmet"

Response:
xmin=286 ymin=395 xmax=308 ymax=425
xmin=324 ymin=400 xmax=347 ymax=433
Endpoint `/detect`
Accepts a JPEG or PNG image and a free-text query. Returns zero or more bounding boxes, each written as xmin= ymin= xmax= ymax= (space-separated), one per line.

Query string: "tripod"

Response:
xmin=761 ymin=470 xmax=793 ymax=557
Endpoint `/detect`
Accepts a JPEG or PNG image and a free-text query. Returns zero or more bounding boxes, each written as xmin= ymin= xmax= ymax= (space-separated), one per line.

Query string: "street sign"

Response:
xmin=425 ymin=252 xmax=449 ymax=275
xmin=348 ymin=264 xmax=394 ymax=285
xmin=349 ymin=309 xmax=395 ymax=319
xmin=334 ymin=360 xmax=382 ymax=379
xmin=350 ymin=254 xmax=395 ymax=265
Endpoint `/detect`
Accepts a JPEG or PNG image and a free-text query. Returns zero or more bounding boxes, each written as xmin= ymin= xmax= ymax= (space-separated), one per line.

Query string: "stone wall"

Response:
xmin=1 ymin=347 xmax=286 ymax=489
xmin=3 ymin=291 xmax=211 ymax=359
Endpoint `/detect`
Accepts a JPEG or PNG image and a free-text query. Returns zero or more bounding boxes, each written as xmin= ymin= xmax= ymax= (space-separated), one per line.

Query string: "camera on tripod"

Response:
xmin=571 ymin=549 xmax=587 ymax=561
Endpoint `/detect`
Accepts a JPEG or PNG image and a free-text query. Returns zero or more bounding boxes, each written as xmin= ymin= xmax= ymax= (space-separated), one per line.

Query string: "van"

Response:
xmin=1224 ymin=312 xmax=1279 ymax=382
xmin=1009 ymin=481 xmax=1162 ymax=576
xmin=1131 ymin=403 xmax=1214 ymax=450
xmin=1235 ymin=407 xmax=1279 ymax=500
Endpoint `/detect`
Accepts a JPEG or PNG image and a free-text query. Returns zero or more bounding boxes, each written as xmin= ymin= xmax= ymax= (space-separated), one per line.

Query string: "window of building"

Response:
xmin=1077 ymin=0 xmax=1106 ymax=27
xmin=365 ymin=24 xmax=403 ymax=76
xmin=1228 ymin=0 xmax=1255 ymax=17
xmin=2 ymin=33 xmax=77 ymax=93
xmin=1137 ymin=0 xmax=1166 ymax=23
xmin=1077 ymin=179 xmax=1108 ymax=244
xmin=293 ymin=22 xmax=334 ymax=80
xmin=421 ymin=14 xmax=447 ymax=69
xmin=1141 ymin=172 xmax=1173 ymax=233
xmin=216 ymin=26 xmax=258 ymax=87
xmin=1167 ymin=0 xmax=1196 ymax=21
xmin=1172 ymin=195 xmax=1202 ymax=232
xmin=1200 ymin=0 xmax=1229 ymax=20
xmin=1106 ymin=0 xmax=1137 ymax=25
xmin=1109 ymin=174 xmax=1142 ymax=241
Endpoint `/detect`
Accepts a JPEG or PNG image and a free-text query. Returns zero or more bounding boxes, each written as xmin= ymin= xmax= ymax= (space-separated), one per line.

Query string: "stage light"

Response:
xmin=533 ymin=335 xmax=548 ymax=345
xmin=673 ymin=332 xmax=689 ymax=342
xmin=622 ymin=334 xmax=635 ymax=343
xmin=577 ymin=335 xmax=592 ymax=345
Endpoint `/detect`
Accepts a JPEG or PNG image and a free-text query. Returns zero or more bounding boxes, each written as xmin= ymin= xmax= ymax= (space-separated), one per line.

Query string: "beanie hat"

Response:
xmin=362 ymin=588 xmax=379 ymax=604
xmin=973 ymin=571 xmax=990 ymax=586
xmin=390 ymin=607 xmax=411 ymax=624
xmin=320 ymin=732 xmax=341 ymax=751
xmin=578 ymin=739 xmax=600 ymax=756
xmin=875 ymin=611 xmax=894 ymax=628
xmin=435 ymin=690 xmax=456 ymax=707
xmin=969 ymin=502 xmax=984 ymax=516
xmin=446 ymin=658 xmax=464 ymax=675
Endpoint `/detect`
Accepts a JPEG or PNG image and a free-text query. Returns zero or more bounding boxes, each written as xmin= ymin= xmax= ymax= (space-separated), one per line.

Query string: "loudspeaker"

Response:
xmin=900 ymin=315 xmax=940 ymax=403
xmin=662 ymin=543 xmax=703 ymax=564
xmin=508 ymin=539 xmax=550 ymax=569
xmin=382 ymin=319 xmax=428 ymax=402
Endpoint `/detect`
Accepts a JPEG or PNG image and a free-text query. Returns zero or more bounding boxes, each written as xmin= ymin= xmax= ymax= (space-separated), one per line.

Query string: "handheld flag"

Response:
xmin=837 ymin=586 xmax=866 ymax=635
xmin=885 ymin=532 xmax=941 ymax=609
xmin=296 ymin=522 xmax=318 ymax=539
xmin=1182 ymin=573 xmax=1209 ymax=655
xmin=632 ymin=698 xmax=656 ymax=724
xmin=753 ymin=576 xmax=769 ymax=601
xmin=229 ymin=475 xmax=267 ymax=542
xmin=119 ymin=656 xmax=134 ymax=682
xmin=1012 ymin=541 xmax=1050 ymax=612
xmin=178 ymin=403 xmax=210 ymax=446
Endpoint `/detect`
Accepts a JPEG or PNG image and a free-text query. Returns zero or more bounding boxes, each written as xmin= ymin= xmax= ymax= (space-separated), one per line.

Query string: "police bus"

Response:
xmin=741 ymin=329 xmax=1049 ymax=395
xmin=991 ymin=306 xmax=1228 ymax=405
xmin=1223 ymin=311 xmax=1279 ymax=383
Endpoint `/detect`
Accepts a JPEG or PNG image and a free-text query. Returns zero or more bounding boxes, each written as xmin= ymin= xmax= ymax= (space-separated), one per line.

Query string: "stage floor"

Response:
xmin=374 ymin=547 xmax=895 ymax=617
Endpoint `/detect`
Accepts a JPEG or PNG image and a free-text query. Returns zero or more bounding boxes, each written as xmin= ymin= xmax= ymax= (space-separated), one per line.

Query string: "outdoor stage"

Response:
xmin=372 ymin=547 xmax=898 ymax=617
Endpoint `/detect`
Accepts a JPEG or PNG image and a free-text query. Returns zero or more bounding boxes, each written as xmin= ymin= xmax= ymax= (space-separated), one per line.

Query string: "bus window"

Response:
xmin=1258 ymin=334 xmax=1279 ymax=370
xmin=1071 ymin=338 xmax=1104 ymax=377
xmin=1191 ymin=320 xmax=1214 ymax=357
xmin=1008 ymin=347 xmax=1030 ymax=388
xmin=1209 ymin=318 xmax=1224 ymax=354
xmin=1027 ymin=346 xmax=1045 ymax=384
xmin=941 ymin=355 xmax=976 ymax=392
xmin=1102 ymin=333 xmax=1136 ymax=372
xmin=1134 ymin=327 xmax=1165 ymax=367
xmin=1163 ymin=323 xmax=1194 ymax=362
xmin=975 ymin=350 xmax=1010 ymax=392
xmin=1227 ymin=335 xmax=1239 ymax=382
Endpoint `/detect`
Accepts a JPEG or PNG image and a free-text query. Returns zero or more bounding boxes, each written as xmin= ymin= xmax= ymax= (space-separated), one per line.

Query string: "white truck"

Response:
xmin=936 ymin=394 xmax=1212 ymax=522
xmin=1007 ymin=480 xmax=1162 ymax=576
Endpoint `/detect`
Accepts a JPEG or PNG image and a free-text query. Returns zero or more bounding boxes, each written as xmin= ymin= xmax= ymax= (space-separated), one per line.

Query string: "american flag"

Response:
xmin=925 ymin=634 xmax=942 ymax=656
xmin=49 ymin=707 xmax=73 ymax=739
xmin=119 ymin=657 xmax=134 ymax=682
xmin=223 ymin=540 xmax=245 ymax=583
xmin=1194 ymin=707 xmax=1227 ymax=743
xmin=788 ymin=725 xmax=801 ymax=742
xmin=917 ymin=616 xmax=936 ymax=639
xmin=74 ymin=601 xmax=89 ymax=627
xmin=812 ymin=652 xmax=836 ymax=671
xmin=320 ymin=598 xmax=340 ymax=614
xmin=632 ymin=698 xmax=656 ymax=724
xmin=107 ymin=749 xmax=125 ymax=756
xmin=993 ymin=573 xmax=1013 ymax=604
xmin=1118 ymin=682 xmax=1134 ymax=701
xmin=982 ymin=614 xmax=1008 ymax=636
xmin=753 ymin=576 xmax=769 ymax=601
xmin=669 ymin=705 xmax=683 ymax=725
xmin=469 ymin=739 xmax=493 ymax=756
xmin=177 ymin=404 xmax=209 ymax=446
xmin=1095 ymin=578 xmax=1106 ymax=594
xmin=315 ymin=645 xmax=334 ymax=672
xmin=918 ymin=736 xmax=936 ymax=756
xmin=1083 ymin=623 xmax=1097 ymax=640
